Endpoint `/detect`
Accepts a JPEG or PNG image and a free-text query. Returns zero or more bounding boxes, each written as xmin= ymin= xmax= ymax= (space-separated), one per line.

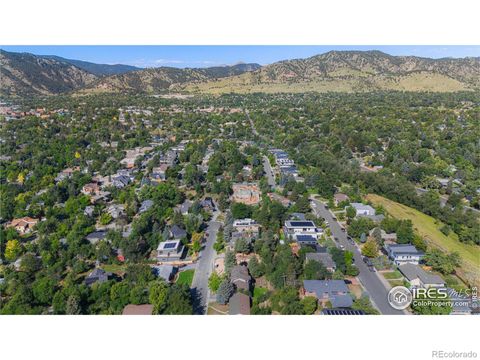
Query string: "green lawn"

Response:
xmin=253 ymin=286 xmax=268 ymax=301
xmin=366 ymin=194 xmax=480 ymax=287
xmin=388 ymin=279 xmax=405 ymax=288
xmin=176 ymin=269 xmax=195 ymax=286
xmin=102 ymin=264 xmax=127 ymax=275
xmin=382 ymin=270 xmax=403 ymax=280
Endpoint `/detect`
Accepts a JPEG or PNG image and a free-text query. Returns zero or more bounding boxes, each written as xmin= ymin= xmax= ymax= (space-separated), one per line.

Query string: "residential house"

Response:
xmin=157 ymin=240 xmax=184 ymax=262
xmin=122 ymin=304 xmax=154 ymax=315
xmin=153 ymin=265 xmax=176 ymax=282
xmin=284 ymin=220 xmax=322 ymax=241
xmin=6 ymin=217 xmax=39 ymax=235
xmin=85 ymin=268 xmax=110 ymax=286
xmin=302 ymin=280 xmax=353 ymax=308
xmin=169 ymin=225 xmax=187 ymax=240
xmin=267 ymin=192 xmax=292 ymax=207
xmin=229 ymin=292 xmax=251 ymax=315
xmin=139 ymin=199 xmax=154 ymax=214
xmin=369 ymin=228 xmax=397 ymax=243
xmin=151 ymin=164 xmax=169 ymax=181
xmin=231 ymin=183 xmax=261 ymax=205
xmin=350 ymin=203 xmax=376 ymax=217
xmin=232 ymin=218 xmax=260 ymax=234
xmin=112 ymin=175 xmax=131 ymax=189
xmin=82 ymin=182 xmax=101 ymax=196
xmin=176 ymin=199 xmax=193 ymax=215
xmin=385 ymin=244 xmax=424 ymax=265
xmin=305 ymin=253 xmax=336 ymax=272
xmin=398 ymin=263 xmax=445 ymax=288
xmin=106 ymin=204 xmax=125 ymax=219
xmin=200 ymin=197 xmax=215 ymax=212
xmin=84 ymin=205 xmax=95 ymax=217
xmin=230 ymin=265 xmax=251 ymax=291
xmin=85 ymin=230 xmax=107 ymax=244
xmin=334 ymin=193 xmax=350 ymax=206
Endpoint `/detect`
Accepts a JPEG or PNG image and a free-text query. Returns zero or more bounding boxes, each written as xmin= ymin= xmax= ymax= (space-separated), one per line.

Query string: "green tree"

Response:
xmin=304 ymin=260 xmax=330 ymax=280
xmin=301 ymin=296 xmax=318 ymax=315
xmin=361 ymin=239 xmax=379 ymax=258
xmin=149 ymin=280 xmax=169 ymax=314
xmin=248 ymin=256 xmax=265 ymax=278
xmin=208 ymin=272 xmax=222 ymax=293
xmin=216 ymin=280 xmax=235 ymax=305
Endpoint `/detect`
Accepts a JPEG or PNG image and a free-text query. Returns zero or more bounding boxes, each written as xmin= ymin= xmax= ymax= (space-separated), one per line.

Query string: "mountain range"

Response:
xmin=1 ymin=49 xmax=479 ymax=96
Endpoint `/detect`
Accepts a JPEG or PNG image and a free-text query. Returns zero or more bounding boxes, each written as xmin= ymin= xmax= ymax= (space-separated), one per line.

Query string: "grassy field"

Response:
xmin=253 ymin=287 xmax=268 ymax=302
xmin=101 ymin=264 xmax=127 ymax=275
xmin=382 ymin=270 xmax=403 ymax=280
xmin=365 ymin=194 xmax=480 ymax=287
xmin=176 ymin=269 xmax=195 ymax=287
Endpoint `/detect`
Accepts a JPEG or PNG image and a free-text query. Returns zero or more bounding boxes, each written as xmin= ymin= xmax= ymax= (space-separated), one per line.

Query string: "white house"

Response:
xmin=350 ymin=203 xmax=376 ymax=217
xmin=386 ymin=244 xmax=424 ymax=265
xmin=284 ymin=220 xmax=321 ymax=241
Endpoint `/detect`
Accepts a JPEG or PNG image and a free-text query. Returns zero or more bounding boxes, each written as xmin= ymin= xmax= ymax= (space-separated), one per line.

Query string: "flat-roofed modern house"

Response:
xmin=233 ymin=218 xmax=260 ymax=233
xmin=398 ymin=263 xmax=445 ymax=288
xmin=157 ymin=240 xmax=184 ymax=262
xmin=385 ymin=244 xmax=424 ymax=265
xmin=284 ymin=220 xmax=321 ymax=241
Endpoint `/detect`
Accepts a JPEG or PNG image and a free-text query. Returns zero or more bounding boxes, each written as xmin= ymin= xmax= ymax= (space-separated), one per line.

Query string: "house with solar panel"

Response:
xmin=283 ymin=220 xmax=323 ymax=245
xmin=157 ymin=240 xmax=184 ymax=262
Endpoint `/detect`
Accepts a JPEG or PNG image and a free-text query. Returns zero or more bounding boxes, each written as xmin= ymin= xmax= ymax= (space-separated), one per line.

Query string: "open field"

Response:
xmin=365 ymin=194 xmax=480 ymax=287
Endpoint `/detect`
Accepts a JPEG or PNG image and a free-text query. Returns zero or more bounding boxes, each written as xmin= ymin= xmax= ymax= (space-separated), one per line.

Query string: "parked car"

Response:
xmin=368 ymin=265 xmax=376 ymax=272
xmin=347 ymin=236 xmax=355 ymax=245
xmin=339 ymin=244 xmax=345 ymax=250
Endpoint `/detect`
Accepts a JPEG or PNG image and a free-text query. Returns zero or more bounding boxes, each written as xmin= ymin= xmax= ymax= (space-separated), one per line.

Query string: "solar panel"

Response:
xmin=163 ymin=242 xmax=177 ymax=249
xmin=290 ymin=221 xmax=315 ymax=227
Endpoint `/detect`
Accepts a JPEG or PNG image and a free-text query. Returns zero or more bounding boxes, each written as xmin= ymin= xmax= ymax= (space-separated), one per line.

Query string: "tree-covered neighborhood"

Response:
xmin=1 ymin=54 xmax=479 ymax=316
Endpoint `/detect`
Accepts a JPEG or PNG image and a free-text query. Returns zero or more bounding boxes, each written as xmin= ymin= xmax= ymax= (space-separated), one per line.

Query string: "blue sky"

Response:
xmin=1 ymin=45 xmax=479 ymax=68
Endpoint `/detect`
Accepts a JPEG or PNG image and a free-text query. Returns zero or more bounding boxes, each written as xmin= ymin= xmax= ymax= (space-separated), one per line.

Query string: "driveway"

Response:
xmin=310 ymin=197 xmax=406 ymax=315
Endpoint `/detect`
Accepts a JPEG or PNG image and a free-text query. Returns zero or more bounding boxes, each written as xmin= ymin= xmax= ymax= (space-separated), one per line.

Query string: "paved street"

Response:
xmin=191 ymin=211 xmax=221 ymax=315
xmin=310 ymin=198 xmax=406 ymax=315
xmin=263 ymin=155 xmax=276 ymax=189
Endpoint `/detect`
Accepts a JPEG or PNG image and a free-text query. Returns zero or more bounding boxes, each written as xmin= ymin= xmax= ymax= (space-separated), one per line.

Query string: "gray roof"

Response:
xmin=139 ymin=199 xmax=154 ymax=213
xmin=229 ymin=292 xmax=250 ymax=315
xmin=330 ymin=294 xmax=354 ymax=308
xmin=153 ymin=265 xmax=175 ymax=281
xmin=85 ymin=230 xmax=107 ymax=244
xmin=351 ymin=203 xmax=375 ymax=212
xmin=387 ymin=244 xmax=424 ymax=256
xmin=230 ymin=265 xmax=251 ymax=283
xmin=170 ymin=225 xmax=187 ymax=239
xmin=303 ymin=280 xmax=349 ymax=298
xmin=306 ymin=253 xmax=336 ymax=269
xmin=398 ymin=263 xmax=444 ymax=285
